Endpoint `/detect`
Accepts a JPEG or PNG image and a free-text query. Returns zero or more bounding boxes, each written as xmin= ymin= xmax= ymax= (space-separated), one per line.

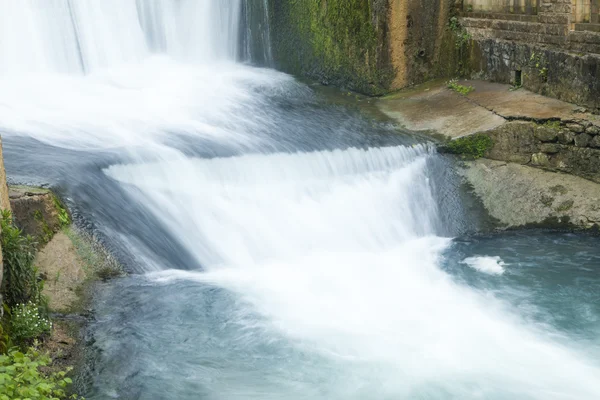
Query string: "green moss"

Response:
xmin=270 ymin=0 xmax=393 ymax=95
xmin=549 ymin=184 xmax=568 ymax=195
xmin=544 ymin=120 xmax=562 ymax=130
xmin=440 ymin=134 xmax=493 ymax=159
xmin=540 ymin=194 xmax=555 ymax=207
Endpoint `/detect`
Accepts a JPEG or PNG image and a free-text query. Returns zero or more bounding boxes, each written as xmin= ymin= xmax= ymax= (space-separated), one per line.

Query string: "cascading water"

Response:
xmin=0 ymin=0 xmax=242 ymax=74
xmin=0 ymin=1 xmax=599 ymax=399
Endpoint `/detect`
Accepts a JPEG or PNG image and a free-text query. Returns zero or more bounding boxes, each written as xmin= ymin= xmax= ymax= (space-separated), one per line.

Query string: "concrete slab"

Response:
xmin=377 ymin=79 xmax=598 ymax=140
xmin=377 ymin=80 xmax=505 ymax=139
xmin=466 ymin=80 xmax=582 ymax=120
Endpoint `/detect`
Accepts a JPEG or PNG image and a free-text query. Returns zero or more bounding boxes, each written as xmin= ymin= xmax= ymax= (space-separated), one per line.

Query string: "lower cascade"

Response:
xmin=0 ymin=1 xmax=599 ymax=399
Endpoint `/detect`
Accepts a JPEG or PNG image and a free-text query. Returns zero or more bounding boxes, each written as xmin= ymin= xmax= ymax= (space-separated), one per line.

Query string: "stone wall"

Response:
xmin=483 ymin=119 xmax=600 ymax=182
xmin=459 ymin=0 xmax=600 ymax=112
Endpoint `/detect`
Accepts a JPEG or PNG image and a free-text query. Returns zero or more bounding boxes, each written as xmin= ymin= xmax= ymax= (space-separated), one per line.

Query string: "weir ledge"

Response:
xmin=377 ymin=80 xmax=600 ymax=230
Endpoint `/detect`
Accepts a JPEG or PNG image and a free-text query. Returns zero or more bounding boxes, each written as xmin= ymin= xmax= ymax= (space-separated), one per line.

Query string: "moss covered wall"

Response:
xmin=269 ymin=0 xmax=394 ymax=95
xmin=269 ymin=0 xmax=464 ymax=95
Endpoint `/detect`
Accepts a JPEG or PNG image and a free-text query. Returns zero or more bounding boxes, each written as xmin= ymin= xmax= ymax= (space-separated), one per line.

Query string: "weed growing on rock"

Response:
xmin=449 ymin=17 xmax=471 ymax=48
xmin=447 ymin=79 xmax=474 ymax=95
xmin=544 ymin=120 xmax=562 ymax=130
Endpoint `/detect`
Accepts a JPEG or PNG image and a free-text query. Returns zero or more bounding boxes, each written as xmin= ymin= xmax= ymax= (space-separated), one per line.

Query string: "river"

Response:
xmin=1 ymin=1 xmax=599 ymax=399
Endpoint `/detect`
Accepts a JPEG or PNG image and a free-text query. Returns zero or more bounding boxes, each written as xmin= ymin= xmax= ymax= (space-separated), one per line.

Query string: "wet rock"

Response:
xmin=459 ymin=159 xmax=600 ymax=229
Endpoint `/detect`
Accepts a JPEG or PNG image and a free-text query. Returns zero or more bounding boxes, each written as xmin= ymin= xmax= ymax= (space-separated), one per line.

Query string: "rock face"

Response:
xmin=269 ymin=0 xmax=600 ymax=110
xmin=9 ymin=186 xmax=69 ymax=246
xmin=460 ymin=159 xmax=600 ymax=229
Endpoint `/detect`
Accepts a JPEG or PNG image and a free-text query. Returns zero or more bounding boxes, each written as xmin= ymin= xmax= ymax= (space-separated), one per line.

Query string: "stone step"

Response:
xmin=575 ymin=23 xmax=600 ymax=33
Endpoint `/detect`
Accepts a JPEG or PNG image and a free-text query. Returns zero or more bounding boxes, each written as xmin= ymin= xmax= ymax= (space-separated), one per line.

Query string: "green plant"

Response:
xmin=10 ymin=302 xmax=51 ymax=345
xmin=0 ymin=323 xmax=10 ymax=354
xmin=447 ymin=79 xmax=474 ymax=95
xmin=0 ymin=347 xmax=80 ymax=399
xmin=1 ymin=210 xmax=43 ymax=307
xmin=449 ymin=16 xmax=471 ymax=48
xmin=529 ymin=52 xmax=548 ymax=81
xmin=440 ymin=134 xmax=493 ymax=159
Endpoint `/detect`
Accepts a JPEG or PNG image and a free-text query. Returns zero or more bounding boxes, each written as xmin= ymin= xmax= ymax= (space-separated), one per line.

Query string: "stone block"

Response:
xmin=566 ymin=123 xmax=585 ymax=133
xmin=587 ymin=125 xmax=600 ymax=135
xmin=574 ymin=132 xmax=592 ymax=147
xmin=540 ymin=143 xmax=561 ymax=153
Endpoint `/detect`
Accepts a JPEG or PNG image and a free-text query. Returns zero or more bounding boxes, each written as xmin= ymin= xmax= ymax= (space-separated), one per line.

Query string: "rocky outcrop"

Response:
xmin=460 ymin=159 xmax=600 ymax=229
xmin=9 ymin=186 xmax=69 ymax=246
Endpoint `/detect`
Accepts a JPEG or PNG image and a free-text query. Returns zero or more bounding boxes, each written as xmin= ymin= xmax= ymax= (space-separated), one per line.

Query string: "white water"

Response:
xmin=110 ymin=146 xmax=600 ymax=399
xmin=0 ymin=0 xmax=241 ymax=74
xmin=462 ymin=256 xmax=506 ymax=275
xmin=1 ymin=1 xmax=600 ymax=398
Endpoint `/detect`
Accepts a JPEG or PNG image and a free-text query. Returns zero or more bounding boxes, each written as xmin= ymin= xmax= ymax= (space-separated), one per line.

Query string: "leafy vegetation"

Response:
xmin=53 ymin=196 xmax=70 ymax=227
xmin=1 ymin=210 xmax=43 ymax=307
xmin=0 ymin=347 xmax=80 ymax=400
xmin=447 ymin=79 xmax=474 ymax=95
xmin=440 ymin=134 xmax=493 ymax=159
xmin=0 ymin=195 xmax=81 ymax=399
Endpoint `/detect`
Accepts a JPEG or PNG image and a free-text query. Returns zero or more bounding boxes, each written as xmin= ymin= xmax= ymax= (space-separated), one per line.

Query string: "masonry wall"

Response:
xmin=460 ymin=0 xmax=600 ymax=112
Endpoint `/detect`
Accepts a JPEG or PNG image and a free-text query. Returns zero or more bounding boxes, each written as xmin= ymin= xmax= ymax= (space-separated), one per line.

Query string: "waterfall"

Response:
xmin=0 ymin=0 xmax=246 ymax=75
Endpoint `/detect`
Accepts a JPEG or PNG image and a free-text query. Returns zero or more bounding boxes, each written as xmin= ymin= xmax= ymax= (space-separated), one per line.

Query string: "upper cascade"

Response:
xmin=0 ymin=0 xmax=249 ymax=75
